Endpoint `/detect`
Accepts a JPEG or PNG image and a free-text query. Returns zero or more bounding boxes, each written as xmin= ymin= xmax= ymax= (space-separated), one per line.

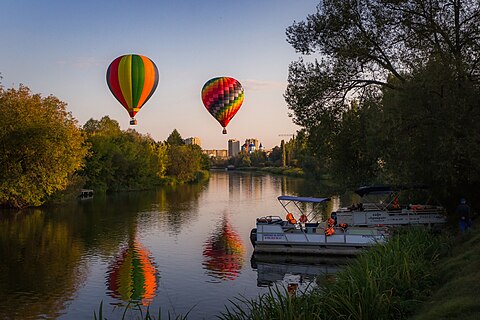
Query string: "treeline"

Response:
xmin=0 ymin=85 xmax=209 ymax=208
xmin=283 ymin=0 xmax=480 ymax=209
xmin=222 ymin=137 xmax=302 ymax=168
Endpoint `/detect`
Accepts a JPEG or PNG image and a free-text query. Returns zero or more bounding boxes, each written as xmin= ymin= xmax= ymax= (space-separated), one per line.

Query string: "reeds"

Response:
xmin=94 ymin=301 xmax=190 ymax=320
xmin=219 ymin=285 xmax=322 ymax=320
xmin=219 ymin=227 xmax=446 ymax=320
xmin=318 ymin=227 xmax=445 ymax=320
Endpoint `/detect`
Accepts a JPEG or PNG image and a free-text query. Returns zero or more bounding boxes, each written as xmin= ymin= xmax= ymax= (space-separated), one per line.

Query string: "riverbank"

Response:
xmin=218 ymin=226 xmax=480 ymax=320
xmin=232 ymin=166 xmax=305 ymax=178
xmin=412 ymin=225 xmax=480 ymax=319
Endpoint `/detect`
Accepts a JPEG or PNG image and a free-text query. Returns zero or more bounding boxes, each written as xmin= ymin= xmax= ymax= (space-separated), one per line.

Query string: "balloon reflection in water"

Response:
xmin=202 ymin=217 xmax=245 ymax=281
xmin=106 ymin=240 xmax=158 ymax=306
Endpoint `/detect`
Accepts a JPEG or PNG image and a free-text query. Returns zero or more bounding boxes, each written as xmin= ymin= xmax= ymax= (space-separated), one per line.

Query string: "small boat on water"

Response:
xmin=250 ymin=196 xmax=389 ymax=256
xmin=79 ymin=189 xmax=94 ymax=200
xmin=332 ymin=185 xmax=447 ymax=227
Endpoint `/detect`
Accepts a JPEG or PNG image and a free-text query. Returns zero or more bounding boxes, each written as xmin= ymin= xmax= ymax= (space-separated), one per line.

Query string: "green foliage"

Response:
xmin=231 ymin=152 xmax=252 ymax=168
xmin=219 ymin=285 xmax=322 ymax=320
xmin=94 ymin=301 xmax=191 ymax=320
xmin=219 ymin=228 xmax=447 ymax=320
xmin=319 ymin=228 xmax=445 ymax=319
xmin=412 ymin=227 xmax=480 ymax=320
xmin=166 ymin=144 xmax=205 ymax=182
xmin=0 ymin=85 xmax=88 ymax=208
xmin=285 ymin=0 xmax=480 ymax=204
xmin=249 ymin=151 xmax=267 ymax=167
xmin=165 ymin=129 xmax=185 ymax=146
xmin=81 ymin=116 xmax=167 ymax=192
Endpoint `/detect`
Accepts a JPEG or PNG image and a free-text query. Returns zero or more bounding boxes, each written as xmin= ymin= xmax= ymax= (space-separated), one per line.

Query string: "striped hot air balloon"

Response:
xmin=106 ymin=54 xmax=159 ymax=125
xmin=201 ymin=77 xmax=244 ymax=134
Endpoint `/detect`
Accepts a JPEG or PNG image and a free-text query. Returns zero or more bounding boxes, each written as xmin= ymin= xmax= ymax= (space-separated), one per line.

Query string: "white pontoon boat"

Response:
xmin=333 ymin=185 xmax=447 ymax=227
xmin=250 ymin=196 xmax=389 ymax=256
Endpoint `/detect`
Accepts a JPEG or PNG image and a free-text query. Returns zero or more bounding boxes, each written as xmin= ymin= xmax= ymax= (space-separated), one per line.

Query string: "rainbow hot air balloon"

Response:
xmin=106 ymin=54 xmax=159 ymax=125
xmin=201 ymin=77 xmax=244 ymax=134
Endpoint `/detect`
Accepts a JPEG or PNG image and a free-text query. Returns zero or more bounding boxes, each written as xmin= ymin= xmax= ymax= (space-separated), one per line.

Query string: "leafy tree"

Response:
xmin=285 ymin=0 xmax=480 ymax=203
xmin=83 ymin=116 xmax=122 ymax=136
xmin=166 ymin=144 xmax=204 ymax=181
xmin=81 ymin=116 xmax=167 ymax=192
xmin=0 ymin=85 xmax=87 ymax=208
xmin=250 ymin=150 xmax=267 ymax=167
xmin=268 ymin=146 xmax=283 ymax=166
xmin=165 ymin=129 xmax=185 ymax=146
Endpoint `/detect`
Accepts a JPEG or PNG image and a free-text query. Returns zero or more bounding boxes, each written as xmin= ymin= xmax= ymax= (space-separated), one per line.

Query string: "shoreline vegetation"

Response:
xmin=218 ymin=225 xmax=480 ymax=320
xmin=231 ymin=166 xmax=306 ymax=178
xmin=94 ymin=225 xmax=480 ymax=320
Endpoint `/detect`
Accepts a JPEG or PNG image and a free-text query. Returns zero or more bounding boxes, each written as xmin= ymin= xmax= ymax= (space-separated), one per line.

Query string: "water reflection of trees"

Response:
xmin=202 ymin=216 xmax=245 ymax=282
xmin=0 ymin=209 xmax=86 ymax=319
xmin=147 ymin=182 xmax=206 ymax=233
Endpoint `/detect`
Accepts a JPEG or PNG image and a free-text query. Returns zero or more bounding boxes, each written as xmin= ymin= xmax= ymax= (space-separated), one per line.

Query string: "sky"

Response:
xmin=0 ymin=0 xmax=318 ymax=150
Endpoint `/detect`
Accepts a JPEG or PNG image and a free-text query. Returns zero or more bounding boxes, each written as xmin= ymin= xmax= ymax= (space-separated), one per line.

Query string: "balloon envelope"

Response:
xmin=201 ymin=77 xmax=244 ymax=134
xmin=106 ymin=54 xmax=159 ymax=124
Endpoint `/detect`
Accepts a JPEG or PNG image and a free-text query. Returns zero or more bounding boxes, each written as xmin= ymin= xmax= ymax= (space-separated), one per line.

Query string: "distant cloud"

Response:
xmin=56 ymin=57 xmax=103 ymax=68
xmin=242 ymin=79 xmax=287 ymax=91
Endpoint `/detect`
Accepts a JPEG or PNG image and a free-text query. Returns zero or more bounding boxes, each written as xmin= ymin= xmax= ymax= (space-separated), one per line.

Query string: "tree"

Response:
xmin=165 ymin=129 xmax=185 ymax=146
xmin=268 ymin=146 xmax=283 ymax=166
xmin=285 ymin=0 xmax=480 ymax=202
xmin=81 ymin=116 xmax=167 ymax=192
xmin=166 ymin=144 xmax=204 ymax=181
xmin=0 ymin=85 xmax=88 ymax=208
xmin=250 ymin=150 xmax=267 ymax=167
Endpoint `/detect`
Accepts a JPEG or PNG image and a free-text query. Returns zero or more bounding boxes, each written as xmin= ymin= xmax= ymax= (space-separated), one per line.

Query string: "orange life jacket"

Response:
xmin=327 ymin=217 xmax=335 ymax=227
xmin=286 ymin=213 xmax=297 ymax=224
xmin=339 ymin=223 xmax=348 ymax=229
xmin=325 ymin=226 xmax=335 ymax=236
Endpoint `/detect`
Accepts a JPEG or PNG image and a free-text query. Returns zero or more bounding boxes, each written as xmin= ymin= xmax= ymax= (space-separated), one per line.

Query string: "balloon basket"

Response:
xmin=130 ymin=119 xmax=138 ymax=125
xmin=222 ymin=128 xmax=227 ymax=134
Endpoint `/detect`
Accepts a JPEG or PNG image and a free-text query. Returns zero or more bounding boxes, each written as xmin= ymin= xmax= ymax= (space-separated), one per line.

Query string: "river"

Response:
xmin=0 ymin=171 xmax=352 ymax=320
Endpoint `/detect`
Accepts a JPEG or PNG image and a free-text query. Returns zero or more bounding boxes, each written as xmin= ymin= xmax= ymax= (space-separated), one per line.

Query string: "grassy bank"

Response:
xmin=220 ymin=227 xmax=449 ymax=320
xmin=411 ymin=226 xmax=480 ymax=319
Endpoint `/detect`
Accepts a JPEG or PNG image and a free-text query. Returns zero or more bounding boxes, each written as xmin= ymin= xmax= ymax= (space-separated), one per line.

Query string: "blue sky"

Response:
xmin=0 ymin=0 xmax=318 ymax=149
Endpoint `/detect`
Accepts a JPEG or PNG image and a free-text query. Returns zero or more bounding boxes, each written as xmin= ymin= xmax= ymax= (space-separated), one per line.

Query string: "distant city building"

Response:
xmin=242 ymin=138 xmax=260 ymax=154
xmin=184 ymin=137 xmax=201 ymax=147
xmin=259 ymin=143 xmax=264 ymax=152
xmin=228 ymin=139 xmax=240 ymax=157
xmin=202 ymin=149 xmax=228 ymax=159
xmin=248 ymin=143 xmax=256 ymax=154
xmin=244 ymin=138 xmax=259 ymax=150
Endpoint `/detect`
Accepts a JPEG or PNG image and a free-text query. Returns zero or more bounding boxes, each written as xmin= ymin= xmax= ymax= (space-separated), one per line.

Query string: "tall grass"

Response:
xmin=219 ymin=227 xmax=447 ymax=320
xmin=411 ymin=227 xmax=480 ymax=320
xmin=94 ymin=301 xmax=191 ymax=320
xmin=219 ymin=285 xmax=322 ymax=320
xmin=318 ymin=227 xmax=446 ymax=320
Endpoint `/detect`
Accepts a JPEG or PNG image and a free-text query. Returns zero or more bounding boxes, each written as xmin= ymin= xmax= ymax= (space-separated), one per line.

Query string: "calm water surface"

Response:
xmin=0 ymin=171 xmax=352 ymax=320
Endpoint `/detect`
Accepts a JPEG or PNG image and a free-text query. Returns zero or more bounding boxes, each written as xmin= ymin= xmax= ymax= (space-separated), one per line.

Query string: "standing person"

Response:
xmin=456 ymin=198 xmax=471 ymax=234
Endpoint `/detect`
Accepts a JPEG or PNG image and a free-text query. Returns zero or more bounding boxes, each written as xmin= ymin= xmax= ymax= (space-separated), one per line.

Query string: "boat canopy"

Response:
xmin=355 ymin=186 xmax=393 ymax=197
xmin=277 ymin=195 xmax=330 ymax=203
xmin=355 ymin=184 xmax=431 ymax=197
